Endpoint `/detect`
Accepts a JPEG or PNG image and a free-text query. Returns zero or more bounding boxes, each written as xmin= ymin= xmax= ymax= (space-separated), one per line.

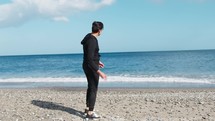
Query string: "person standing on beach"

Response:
xmin=81 ymin=21 xmax=107 ymax=119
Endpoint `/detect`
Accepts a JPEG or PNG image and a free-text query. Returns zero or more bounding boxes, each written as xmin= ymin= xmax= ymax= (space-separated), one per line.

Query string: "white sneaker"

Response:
xmin=86 ymin=112 xmax=100 ymax=119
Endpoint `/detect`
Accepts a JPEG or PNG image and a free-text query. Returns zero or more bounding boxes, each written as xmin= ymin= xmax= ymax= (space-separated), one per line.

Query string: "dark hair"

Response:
xmin=92 ymin=21 xmax=104 ymax=33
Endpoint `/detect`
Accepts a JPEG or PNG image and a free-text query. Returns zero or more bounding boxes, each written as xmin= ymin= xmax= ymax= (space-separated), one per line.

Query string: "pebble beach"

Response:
xmin=0 ymin=88 xmax=215 ymax=121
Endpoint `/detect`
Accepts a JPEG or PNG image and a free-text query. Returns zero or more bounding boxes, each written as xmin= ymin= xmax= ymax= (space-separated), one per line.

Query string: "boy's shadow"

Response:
xmin=31 ymin=100 xmax=85 ymax=119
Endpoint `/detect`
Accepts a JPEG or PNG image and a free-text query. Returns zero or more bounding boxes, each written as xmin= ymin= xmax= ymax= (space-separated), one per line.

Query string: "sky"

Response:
xmin=0 ymin=0 xmax=215 ymax=56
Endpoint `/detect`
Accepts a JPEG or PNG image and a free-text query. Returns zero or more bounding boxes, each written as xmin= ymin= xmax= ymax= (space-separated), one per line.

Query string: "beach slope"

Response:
xmin=0 ymin=88 xmax=215 ymax=121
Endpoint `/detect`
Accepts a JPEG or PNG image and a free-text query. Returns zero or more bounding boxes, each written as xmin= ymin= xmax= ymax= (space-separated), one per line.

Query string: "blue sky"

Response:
xmin=0 ymin=0 xmax=215 ymax=56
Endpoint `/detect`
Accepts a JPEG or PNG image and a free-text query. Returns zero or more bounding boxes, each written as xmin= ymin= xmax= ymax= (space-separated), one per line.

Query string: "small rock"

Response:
xmin=145 ymin=98 xmax=149 ymax=102
xmin=198 ymin=101 xmax=204 ymax=104
xmin=202 ymin=117 xmax=206 ymax=119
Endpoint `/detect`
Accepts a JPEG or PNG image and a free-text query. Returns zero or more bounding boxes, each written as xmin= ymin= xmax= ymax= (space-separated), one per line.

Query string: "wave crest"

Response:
xmin=0 ymin=76 xmax=214 ymax=84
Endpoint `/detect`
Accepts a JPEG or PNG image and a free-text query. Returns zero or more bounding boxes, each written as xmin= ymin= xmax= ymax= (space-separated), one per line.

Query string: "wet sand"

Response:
xmin=0 ymin=88 xmax=215 ymax=121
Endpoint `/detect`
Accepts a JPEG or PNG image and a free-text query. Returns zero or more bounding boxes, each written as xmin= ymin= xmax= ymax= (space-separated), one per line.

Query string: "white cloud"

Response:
xmin=53 ymin=16 xmax=69 ymax=22
xmin=0 ymin=0 xmax=115 ymax=27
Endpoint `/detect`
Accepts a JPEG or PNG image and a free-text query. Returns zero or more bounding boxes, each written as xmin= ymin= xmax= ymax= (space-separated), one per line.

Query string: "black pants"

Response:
xmin=83 ymin=63 xmax=99 ymax=111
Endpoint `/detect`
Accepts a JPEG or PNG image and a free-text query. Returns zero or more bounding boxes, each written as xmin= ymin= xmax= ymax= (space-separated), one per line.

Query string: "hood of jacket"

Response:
xmin=81 ymin=33 xmax=92 ymax=45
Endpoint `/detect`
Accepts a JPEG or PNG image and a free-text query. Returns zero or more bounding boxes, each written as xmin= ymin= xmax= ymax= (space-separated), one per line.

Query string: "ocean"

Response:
xmin=0 ymin=50 xmax=215 ymax=88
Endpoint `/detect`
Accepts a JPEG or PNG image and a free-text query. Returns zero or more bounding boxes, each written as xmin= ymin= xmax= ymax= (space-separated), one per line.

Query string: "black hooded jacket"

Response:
xmin=81 ymin=33 xmax=100 ymax=72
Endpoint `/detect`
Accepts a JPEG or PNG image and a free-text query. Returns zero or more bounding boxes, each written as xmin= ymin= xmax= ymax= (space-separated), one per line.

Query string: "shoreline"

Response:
xmin=1 ymin=81 xmax=215 ymax=89
xmin=1 ymin=88 xmax=215 ymax=121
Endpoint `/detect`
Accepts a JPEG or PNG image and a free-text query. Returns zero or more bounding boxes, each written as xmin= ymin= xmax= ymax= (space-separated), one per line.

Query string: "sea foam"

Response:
xmin=0 ymin=76 xmax=214 ymax=84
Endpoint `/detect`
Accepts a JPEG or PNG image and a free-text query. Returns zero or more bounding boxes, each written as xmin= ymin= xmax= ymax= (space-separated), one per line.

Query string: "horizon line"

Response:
xmin=0 ymin=48 xmax=215 ymax=57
